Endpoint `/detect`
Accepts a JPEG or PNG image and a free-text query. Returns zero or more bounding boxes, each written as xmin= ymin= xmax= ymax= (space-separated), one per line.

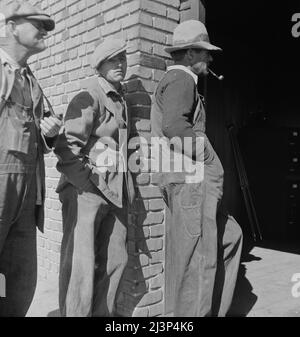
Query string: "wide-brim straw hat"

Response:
xmin=165 ymin=20 xmax=222 ymax=53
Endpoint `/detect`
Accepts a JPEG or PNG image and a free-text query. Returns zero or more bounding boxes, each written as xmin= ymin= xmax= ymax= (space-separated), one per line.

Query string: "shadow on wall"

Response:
xmin=115 ymin=77 xmax=153 ymax=317
xmin=115 ymin=185 xmax=151 ymax=317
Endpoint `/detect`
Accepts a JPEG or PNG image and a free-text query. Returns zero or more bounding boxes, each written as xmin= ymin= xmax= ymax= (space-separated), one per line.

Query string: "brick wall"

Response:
xmin=115 ymin=0 xmax=180 ymax=317
xmin=1 ymin=0 xmax=194 ymax=316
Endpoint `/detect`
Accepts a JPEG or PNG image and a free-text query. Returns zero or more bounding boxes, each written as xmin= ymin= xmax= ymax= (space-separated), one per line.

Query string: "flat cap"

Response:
xmin=0 ymin=0 xmax=55 ymax=31
xmin=91 ymin=37 xmax=127 ymax=69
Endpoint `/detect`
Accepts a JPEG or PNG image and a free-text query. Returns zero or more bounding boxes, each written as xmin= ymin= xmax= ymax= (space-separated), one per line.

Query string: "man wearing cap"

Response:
xmin=0 ymin=1 xmax=60 ymax=316
xmin=54 ymin=37 xmax=135 ymax=317
xmin=151 ymin=20 xmax=243 ymax=316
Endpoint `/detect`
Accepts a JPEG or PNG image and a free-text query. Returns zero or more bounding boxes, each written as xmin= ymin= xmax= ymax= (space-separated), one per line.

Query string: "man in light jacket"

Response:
xmin=0 ymin=0 xmax=61 ymax=316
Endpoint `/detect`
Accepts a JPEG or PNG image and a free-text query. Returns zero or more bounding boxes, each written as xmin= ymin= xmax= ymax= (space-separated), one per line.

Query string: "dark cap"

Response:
xmin=0 ymin=0 xmax=55 ymax=31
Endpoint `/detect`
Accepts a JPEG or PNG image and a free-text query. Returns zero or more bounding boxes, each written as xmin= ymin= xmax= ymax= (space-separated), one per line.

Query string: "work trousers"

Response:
xmin=0 ymin=173 xmax=37 ymax=317
xmin=163 ymin=182 xmax=243 ymax=317
xmin=58 ymin=184 xmax=128 ymax=317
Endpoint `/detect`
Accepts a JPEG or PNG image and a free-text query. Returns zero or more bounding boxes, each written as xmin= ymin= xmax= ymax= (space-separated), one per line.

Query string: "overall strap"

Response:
xmin=27 ymin=66 xmax=62 ymax=120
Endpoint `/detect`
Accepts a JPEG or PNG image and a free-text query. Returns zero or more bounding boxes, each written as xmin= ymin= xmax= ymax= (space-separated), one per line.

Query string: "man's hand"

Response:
xmin=40 ymin=116 xmax=62 ymax=138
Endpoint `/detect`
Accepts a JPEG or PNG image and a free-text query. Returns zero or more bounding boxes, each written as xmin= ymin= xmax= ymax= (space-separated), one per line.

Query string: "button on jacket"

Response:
xmin=55 ymin=76 xmax=135 ymax=208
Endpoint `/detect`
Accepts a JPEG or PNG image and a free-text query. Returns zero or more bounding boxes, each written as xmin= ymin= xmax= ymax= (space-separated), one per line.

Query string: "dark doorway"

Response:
xmin=205 ymin=1 xmax=300 ymax=243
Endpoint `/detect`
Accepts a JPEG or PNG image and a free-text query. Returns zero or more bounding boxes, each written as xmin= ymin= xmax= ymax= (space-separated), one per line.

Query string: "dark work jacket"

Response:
xmin=151 ymin=68 xmax=224 ymax=198
xmin=0 ymin=57 xmax=57 ymax=232
xmin=54 ymin=76 xmax=135 ymax=208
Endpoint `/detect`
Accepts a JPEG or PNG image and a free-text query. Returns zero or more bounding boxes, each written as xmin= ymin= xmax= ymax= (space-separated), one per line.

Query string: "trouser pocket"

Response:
xmin=179 ymin=183 xmax=204 ymax=237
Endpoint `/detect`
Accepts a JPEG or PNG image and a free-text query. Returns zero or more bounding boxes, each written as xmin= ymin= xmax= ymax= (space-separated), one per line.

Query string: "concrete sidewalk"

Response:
xmin=26 ymin=245 xmax=300 ymax=317
xmin=26 ymin=276 xmax=60 ymax=317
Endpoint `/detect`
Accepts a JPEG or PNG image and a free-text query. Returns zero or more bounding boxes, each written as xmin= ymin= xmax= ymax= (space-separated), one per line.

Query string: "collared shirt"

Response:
xmin=97 ymin=76 xmax=127 ymax=125
xmin=97 ymin=76 xmax=126 ymax=96
xmin=167 ymin=65 xmax=198 ymax=85
xmin=0 ymin=47 xmax=32 ymax=107
xmin=0 ymin=47 xmax=21 ymax=70
xmin=0 ymin=47 xmax=29 ymax=79
xmin=97 ymin=76 xmax=129 ymax=185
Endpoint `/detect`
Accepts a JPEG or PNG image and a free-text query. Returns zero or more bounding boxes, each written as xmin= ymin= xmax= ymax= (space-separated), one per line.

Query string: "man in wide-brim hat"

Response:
xmin=151 ymin=19 xmax=243 ymax=317
xmin=0 ymin=1 xmax=61 ymax=317
xmin=54 ymin=37 xmax=135 ymax=317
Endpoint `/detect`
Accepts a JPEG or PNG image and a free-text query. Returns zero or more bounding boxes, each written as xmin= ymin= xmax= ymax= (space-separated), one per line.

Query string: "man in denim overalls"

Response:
xmin=0 ymin=1 xmax=61 ymax=316
xmin=151 ymin=20 xmax=243 ymax=316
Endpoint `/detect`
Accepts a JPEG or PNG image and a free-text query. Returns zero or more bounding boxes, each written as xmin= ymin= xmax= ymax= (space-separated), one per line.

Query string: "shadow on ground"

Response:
xmin=228 ymin=238 xmax=260 ymax=317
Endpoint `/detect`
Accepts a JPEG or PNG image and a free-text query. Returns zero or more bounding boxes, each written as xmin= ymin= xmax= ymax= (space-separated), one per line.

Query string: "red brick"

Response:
xmin=180 ymin=1 xmax=191 ymax=11
xmin=84 ymin=28 xmax=101 ymax=43
xmin=140 ymin=12 xmax=153 ymax=26
xmin=101 ymin=20 xmax=122 ymax=36
xmin=132 ymin=307 xmax=149 ymax=317
xmin=150 ymin=273 xmax=164 ymax=290
xmin=141 ymin=264 xmax=163 ymax=280
xmin=121 ymin=12 xmax=140 ymax=29
xmin=123 ymin=26 xmax=140 ymax=40
xmin=145 ymin=238 xmax=163 ymax=252
xmin=150 ymin=251 xmax=164 ymax=264
xmin=140 ymin=53 xmax=166 ymax=70
xmin=167 ymin=7 xmax=180 ymax=21
xmin=148 ymin=199 xmax=165 ymax=211
xmin=143 ymin=212 xmax=164 ymax=225
xmin=68 ymin=12 xmax=83 ymax=28
xmin=148 ymin=302 xmax=164 ymax=317
xmin=51 ymin=1 xmax=66 ymax=15
xmin=137 ymin=289 xmax=163 ymax=307
xmin=153 ymin=17 xmax=178 ymax=33
xmin=150 ymin=224 xmax=165 ymax=237
xmin=102 ymin=0 xmax=122 ymax=12
xmin=138 ymin=186 xmax=162 ymax=199
xmin=140 ymin=0 xmax=167 ymax=16
xmin=128 ymin=39 xmax=153 ymax=54
xmin=140 ymin=26 xmax=166 ymax=44
xmin=156 ymin=0 xmax=180 ymax=7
